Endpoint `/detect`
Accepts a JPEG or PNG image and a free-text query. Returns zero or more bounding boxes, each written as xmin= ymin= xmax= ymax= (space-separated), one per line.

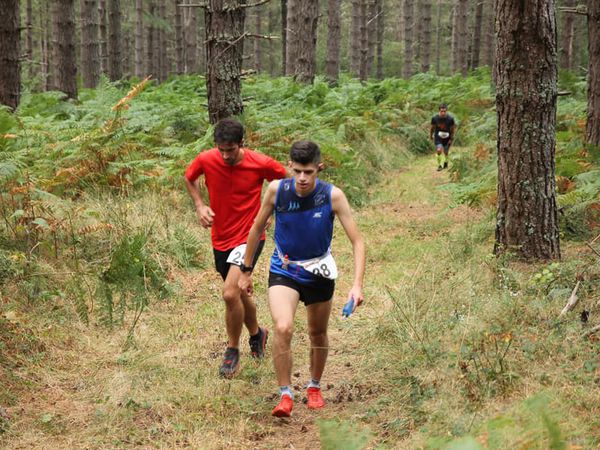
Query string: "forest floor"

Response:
xmin=1 ymin=149 xmax=599 ymax=449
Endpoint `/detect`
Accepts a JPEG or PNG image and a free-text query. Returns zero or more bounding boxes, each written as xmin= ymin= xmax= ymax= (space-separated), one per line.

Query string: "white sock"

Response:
xmin=279 ymin=386 xmax=294 ymax=400
xmin=307 ymin=378 xmax=320 ymax=389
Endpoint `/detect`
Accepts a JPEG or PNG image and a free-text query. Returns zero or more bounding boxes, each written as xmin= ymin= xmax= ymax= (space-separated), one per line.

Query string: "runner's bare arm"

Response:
xmin=238 ymin=180 xmax=280 ymax=293
xmin=184 ymin=177 xmax=215 ymax=228
xmin=332 ymin=187 xmax=365 ymax=311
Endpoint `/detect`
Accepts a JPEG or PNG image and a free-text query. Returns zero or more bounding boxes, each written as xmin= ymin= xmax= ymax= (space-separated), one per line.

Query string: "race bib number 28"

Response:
xmin=226 ymin=244 xmax=246 ymax=266
xmin=297 ymin=253 xmax=338 ymax=280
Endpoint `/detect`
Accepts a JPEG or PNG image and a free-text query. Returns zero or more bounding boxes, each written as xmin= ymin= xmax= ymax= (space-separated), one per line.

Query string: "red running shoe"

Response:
xmin=307 ymin=387 xmax=325 ymax=409
xmin=272 ymin=395 xmax=293 ymax=417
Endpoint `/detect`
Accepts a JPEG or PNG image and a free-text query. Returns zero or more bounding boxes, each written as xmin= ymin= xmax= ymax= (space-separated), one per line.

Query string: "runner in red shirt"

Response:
xmin=184 ymin=118 xmax=287 ymax=378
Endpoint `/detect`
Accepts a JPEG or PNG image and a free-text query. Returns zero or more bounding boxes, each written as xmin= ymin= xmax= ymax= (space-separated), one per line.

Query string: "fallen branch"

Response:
xmin=559 ymin=281 xmax=580 ymax=318
xmin=583 ymin=324 xmax=600 ymax=339
xmin=558 ymin=6 xmax=588 ymax=16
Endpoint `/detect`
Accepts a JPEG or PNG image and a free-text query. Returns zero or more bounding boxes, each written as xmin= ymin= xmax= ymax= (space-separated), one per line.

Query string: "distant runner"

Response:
xmin=184 ymin=118 xmax=287 ymax=378
xmin=430 ymin=103 xmax=456 ymax=171
xmin=239 ymin=141 xmax=366 ymax=418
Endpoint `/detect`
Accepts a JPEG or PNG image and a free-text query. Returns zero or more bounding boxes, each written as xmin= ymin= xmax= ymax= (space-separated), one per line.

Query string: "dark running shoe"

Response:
xmin=219 ymin=347 xmax=240 ymax=378
xmin=249 ymin=327 xmax=269 ymax=359
xmin=437 ymin=165 xmax=443 ymax=171
xmin=443 ymin=162 xmax=448 ymax=169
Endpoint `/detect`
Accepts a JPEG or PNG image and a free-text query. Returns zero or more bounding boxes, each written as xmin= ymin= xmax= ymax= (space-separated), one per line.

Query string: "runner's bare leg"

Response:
xmin=269 ymin=285 xmax=300 ymax=386
xmin=306 ymin=299 xmax=332 ymax=381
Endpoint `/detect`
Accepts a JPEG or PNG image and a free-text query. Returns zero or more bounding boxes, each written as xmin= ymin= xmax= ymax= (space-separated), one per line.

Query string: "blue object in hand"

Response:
xmin=342 ymin=297 xmax=355 ymax=318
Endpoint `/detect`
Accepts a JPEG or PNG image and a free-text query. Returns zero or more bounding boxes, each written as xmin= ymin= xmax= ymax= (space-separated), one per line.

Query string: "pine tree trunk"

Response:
xmin=435 ymin=0 xmax=441 ymax=73
xmin=285 ymin=0 xmax=298 ymax=76
xmin=366 ymin=0 xmax=377 ymax=76
xmin=0 ymin=0 xmax=20 ymax=110
xmin=359 ymin=0 xmax=368 ymax=80
xmin=420 ymin=0 xmax=432 ymax=72
xmin=481 ymin=0 xmax=495 ymax=67
xmin=414 ymin=0 xmax=423 ymax=64
xmin=43 ymin=1 xmax=52 ymax=90
xmin=99 ymin=0 xmax=108 ymax=74
xmin=152 ymin=2 xmax=161 ymax=79
xmin=494 ymin=0 xmax=560 ymax=260
xmin=587 ymin=0 xmax=600 ymax=147
xmin=184 ymin=4 xmax=198 ymax=73
xmin=205 ymin=0 xmax=246 ymax=123
xmin=560 ymin=0 xmax=575 ymax=70
xmin=52 ymin=0 xmax=77 ymax=99
xmin=175 ymin=1 xmax=184 ymax=74
xmin=135 ymin=0 xmax=144 ymax=77
xmin=26 ymin=0 xmax=34 ymax=78
xmin=145 ymin=2 xmax=154 ymax=76
xmin=403 ymin=0 xmax=414 ymax=78
xmin=350 ymin=0 xmax=361 ymax=76
xmin=268 ymin=5 xmax=276 ymax=75
xmin=254 ymin=8 xmax=262 ymax=73
xmin=470 ymin=0 xmax=483 ymax=70
xmin=281 ymin=0 xmax=287 ymax=75
xmin=122 ymin=3 xmax=131 ymax=77
xmin=325 ymin=0 xmax=341 ymax=83
xmin=452 ymin=0 xmax=468 ymax=76
xmin=294 ymin=0 xmax=318 ymax=83
xmin=376 ymin=0 xmax=384 ymax=79
xmin=159 ymin=1 xmax=168 ymax=81
xmin=80 ymin=0 xmax=101 ymax=88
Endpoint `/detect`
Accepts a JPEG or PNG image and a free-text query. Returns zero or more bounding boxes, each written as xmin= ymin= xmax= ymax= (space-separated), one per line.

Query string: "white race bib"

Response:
xmin=438 ymin=131 xmax=450 ymax=139
xmin=296 ymin=253 xmax=338 ymax=280
xmin=226 ymin=244 xmax=246 ymax=266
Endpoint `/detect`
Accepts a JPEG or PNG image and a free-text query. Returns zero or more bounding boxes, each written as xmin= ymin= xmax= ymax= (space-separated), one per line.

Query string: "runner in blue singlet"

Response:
xmin=239 ymin=141 xmax=366 ymax=418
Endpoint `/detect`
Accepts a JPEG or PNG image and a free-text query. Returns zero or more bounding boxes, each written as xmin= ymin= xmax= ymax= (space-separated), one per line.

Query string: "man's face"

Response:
xmin=217 ymin=142 xmax=242 ymax=166
xmin=439 ymin=107 xmax=447 ymax=117
xmin=289 ymin=161 xmax=323 ymax=196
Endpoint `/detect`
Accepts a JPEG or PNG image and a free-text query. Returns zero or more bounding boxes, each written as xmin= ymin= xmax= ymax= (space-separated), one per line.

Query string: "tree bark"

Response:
xmin=254 ymin=7 xmax=262 ymax=73
xmin=285 ymin=0 xmax=298 ymax=75
xmin=403 ymin=0 xmax=414 ymax=78
xmin=494 ymin=0 xmax=560 ymax=260
xmin=366 ymin=0 xmax=378 ymax=76
xmin=175 ymin=1 xmax=184 ymax=74
xmin=205 ymin=0 xmax=246 ymax=123
xmin=184 ymin=3 xmax=198 ymax=73
xmin=152 ymin=1 xmax=160 ymax=79
xmin=26 ymin=0 xmax=34 ymax=78
xmin=159 ymin=1 xmax=169 ymax=81
xmin=52 ymin=0 xmax=77 ymax=99
xmin=325 ymin=0 xmax=342 ymax=83
xmin=145 ymin=1 xmax=154 ymax=76
xmin=470 ymin=0 xmax=483 ymax=70
xmin=376 ymin=0 xmax=384 ymax=79
xmin=80 ymin=0 xmax=101 ymax=88
xmin=281 ymin=0 xmax=287 ymax=75
xmin=350 ymin=0 xmax=361 ymax=76
xmin=99 ymin=0 xmax=108 ymax=74
xmin=135 ymin=0 xmax=144 ymax=77
xmin=0 ymin=0 xmax=20 ymax=110
xmin=43 ymin=1 xmax=52 ymax=90
xmin=452 ymin=0 xmax=468 ymax=76
xmin=419 ymin=0 xmax=432 ymax=72
xmin=482 ymin=0 xmax=495 ymax=67
xmin=435 ymin=0 xmax=441 ymax=74
xmin=587 ymin=0 xmax=600 ymax=147
xmin=294 ymin=0 xmax=318 ymax=83
xmin=359 ymin=0 xmax=368 ymax=80
xmin=560 ymin=0 xmax=575 ymax=70
xmin=268 ymin=5 xmax=276 ymax=75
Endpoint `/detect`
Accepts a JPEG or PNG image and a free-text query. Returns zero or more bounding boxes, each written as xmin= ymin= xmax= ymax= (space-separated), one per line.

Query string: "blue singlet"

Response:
xmin=270 ymin=178 xmax=334 ymax=284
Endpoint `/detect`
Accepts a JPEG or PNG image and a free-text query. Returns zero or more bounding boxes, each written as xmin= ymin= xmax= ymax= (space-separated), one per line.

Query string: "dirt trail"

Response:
xmin=1 ymin=153 xmax=482 ymax=450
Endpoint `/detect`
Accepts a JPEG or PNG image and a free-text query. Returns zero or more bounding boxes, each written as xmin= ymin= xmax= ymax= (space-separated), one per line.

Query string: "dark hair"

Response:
xmin=290 ymin=140 xmax=321 ymax=165
xmin=214 ymin=118 xmax=244 ymax=144
xmin=439 ymin=103 xmax=448 ymax=110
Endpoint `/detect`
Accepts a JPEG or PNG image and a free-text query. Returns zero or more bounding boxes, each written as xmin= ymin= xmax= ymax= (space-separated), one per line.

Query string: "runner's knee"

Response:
xmin=222 ymin=287 xmax=240 ymax=305
xmin=309 ymin=328 xmax=327 ymax=342
xmin=274 ymin=321 xmax=293 ymax=340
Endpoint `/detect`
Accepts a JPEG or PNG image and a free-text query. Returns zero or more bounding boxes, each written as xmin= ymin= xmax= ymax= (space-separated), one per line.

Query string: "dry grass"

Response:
xmin=1 ymin=150 xmax=599 ymax=449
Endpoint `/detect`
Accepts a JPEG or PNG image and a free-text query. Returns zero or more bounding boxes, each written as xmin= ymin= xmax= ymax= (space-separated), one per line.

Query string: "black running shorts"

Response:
xmin=268 ymin=272 xmax=335 ymax=305
xmin=213 ymin=240 xmax=265 ymax=281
